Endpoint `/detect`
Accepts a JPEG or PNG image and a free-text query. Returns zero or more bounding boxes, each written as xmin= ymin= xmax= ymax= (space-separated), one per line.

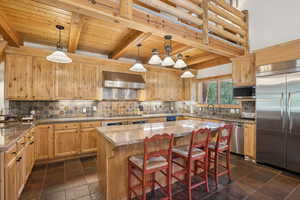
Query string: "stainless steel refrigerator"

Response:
xmin=256 ymin=59 xmax=300 ymax=173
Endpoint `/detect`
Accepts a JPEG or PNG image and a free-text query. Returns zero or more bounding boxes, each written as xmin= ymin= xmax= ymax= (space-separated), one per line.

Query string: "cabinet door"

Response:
xmin=36 ymin=125 xmax=54 ymax=161
xmin=56 ymin=62 xmax=80 ymax=99
xmin=232 ymin=54 xmax=255 ymax=87
xmin=79 ymin=63 xmax=100 ymax=100
xmin=5 ymin=159 xmax=17 ymax=200
xmin=32 ymin=57 xmax=56 ymax=100
xmin=244 ymin=124 xmax=256 ymax=158
xmin=25 ymin=140 xmax=35 ymax=180
xmin=145 ymin=71 xmax=159 ymax=100
xmin=16 ymin=150 xmax=25 ymax=197
xmin=54 ymin=129 xmax=80 ymax=158
xmin=5 ymin=54 xmax=32 ymax=100
xmin=80 ymin=128 xmax=97 ymax=154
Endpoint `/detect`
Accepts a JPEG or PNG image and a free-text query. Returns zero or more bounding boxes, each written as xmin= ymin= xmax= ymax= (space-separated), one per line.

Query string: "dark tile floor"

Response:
xmin=20 ymin=155 xmax=300 ymax=200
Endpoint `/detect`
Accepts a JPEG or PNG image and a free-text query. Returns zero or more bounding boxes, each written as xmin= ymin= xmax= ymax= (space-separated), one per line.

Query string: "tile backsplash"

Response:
xmin=9 ymin=100 xmax=190 ymax=119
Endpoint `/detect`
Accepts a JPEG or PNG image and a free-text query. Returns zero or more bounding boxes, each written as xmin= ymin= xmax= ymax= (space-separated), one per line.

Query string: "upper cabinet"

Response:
xmin=78 ymin=63 xmax=101 ymax=100
xmin=5 ymin=54 xmax=32 ymax=100
xmin=32 ymin=57 xmax=56 ymax=100
xmin=5 ymin=54 xmax=101 ymax=100
xmin=56 ymin=63 xmax=79 ymax=100
xmin=144 ymin=70 xmax=183 ymax=101
xmin=232 ymin=54 xmax=256 ymax=87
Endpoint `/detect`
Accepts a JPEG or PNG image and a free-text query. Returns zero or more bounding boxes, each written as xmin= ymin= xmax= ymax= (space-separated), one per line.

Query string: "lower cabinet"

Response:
xmin=244 ymin=123 xmax=256 ymax=159
xmin=54 ymin=128 xmax=80 ymax=158
xmin=16 ymin=149 xmax=25 ymax=197
xmin=5 ymin=157 xmax=17 ymax=200
xmin=35 ymin=125 xmax=54 ymax=161
xmin=80 ymin=128 xmax=97 ymax=154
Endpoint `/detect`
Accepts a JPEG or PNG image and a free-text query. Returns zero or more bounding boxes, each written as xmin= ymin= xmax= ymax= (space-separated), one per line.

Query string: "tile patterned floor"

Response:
xmin=20 ymin=155 xmax=300 ymax=200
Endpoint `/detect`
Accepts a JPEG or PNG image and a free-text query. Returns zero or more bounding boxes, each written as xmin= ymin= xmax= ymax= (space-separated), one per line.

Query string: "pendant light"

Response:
xmin=180 ymin=55 xmax=194 ymax=78
xmin=47 ymin=25 xmax=72 ymax=64
xmin=161 ymin=35 xmax=175 ymax=67
xmin=130 ymin=44 xmax=147 ymax=72
xmin=148 ymin=49 xmax=162 ymax=65
xmin=174 ymin=54 xmax=187 ymax=69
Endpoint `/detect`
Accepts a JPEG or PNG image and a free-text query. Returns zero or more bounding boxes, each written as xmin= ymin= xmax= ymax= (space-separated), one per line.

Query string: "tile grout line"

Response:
xmin=283 ymin=182 xmax=300 ymax=200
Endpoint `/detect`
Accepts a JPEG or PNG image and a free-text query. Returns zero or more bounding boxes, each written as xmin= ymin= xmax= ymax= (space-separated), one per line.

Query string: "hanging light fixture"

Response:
xmin=174 ymin=54 xmax=187 ymax=69
xmin=130 ymin=44 xmax=147 ymax=72
xmin=161 ymin=35 xmax=175 ymax=67
xmin=148 ymin=49 xmax=162 ymax=65
xmin=47 ymin=25 xmax=72 ymax=64
xmin=180 ymin=55 xmax=194 ymax=78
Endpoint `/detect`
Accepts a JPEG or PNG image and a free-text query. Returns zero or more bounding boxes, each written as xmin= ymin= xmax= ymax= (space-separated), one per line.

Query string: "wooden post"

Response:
xmin=0 ymin=40 xmax=7 ymax=62
xmin=242 ymin=10 xmax=249 ymax=54
xmin=120 ymin=0 xmax=133 ymax=20
xmin=202 ymin=0 xmax=209 ymax=45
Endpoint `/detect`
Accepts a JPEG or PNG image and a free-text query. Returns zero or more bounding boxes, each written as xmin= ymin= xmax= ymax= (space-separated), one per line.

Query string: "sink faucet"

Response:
xmin=207 ymin=104 xmax=216 ymax=115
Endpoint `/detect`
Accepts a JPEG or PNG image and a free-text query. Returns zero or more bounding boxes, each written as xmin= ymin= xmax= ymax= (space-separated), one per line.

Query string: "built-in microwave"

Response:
xmin=233 ymin=86 xmax=255 ymax=99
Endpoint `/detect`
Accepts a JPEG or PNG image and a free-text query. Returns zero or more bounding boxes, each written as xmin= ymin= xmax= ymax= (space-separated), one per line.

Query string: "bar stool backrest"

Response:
xmin=189 ymin=128 xmax=211 ymax=157
xmin=216 ymin=124 xmax=233 ymax=149
xmin=143 ymin=134 xmax=174 ymax=170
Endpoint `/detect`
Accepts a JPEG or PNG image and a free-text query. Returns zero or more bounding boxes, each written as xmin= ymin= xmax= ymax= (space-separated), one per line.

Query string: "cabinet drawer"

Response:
xmin=80 ymin=122 xmax=100 ymax=129
xmin=17 ymin=137 xmax=26 ymax=151
xmin=54 ymin=123 xmax=79 ymax=130
xmin=5 ymin=144 xmax=17 ymax=164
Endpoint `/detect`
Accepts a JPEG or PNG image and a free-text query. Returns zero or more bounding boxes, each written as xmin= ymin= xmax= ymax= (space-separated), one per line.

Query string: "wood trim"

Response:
xmin=0 ymin=10 xmax=23 ymax=47
xmin=0 ymin=153 xmax=4 ymax=200
xmin=68 ymin=13 xmax=86 ymax=53
xmin=196 ymin=74 xmax=232 ymax=81
xmin=202 ymin=0 xmax=209 ymax=44
xmin=242 ymin=10 xmax=249 ymax=53
xmin=255 ymin=38 xmax=300 ymax=66
xmin=191 ymin=57 xmax=231 ymax=69
xmin=0 ymin=41 xmax=7 ymax=62
xmin=212 ymin=0 xmax=245 ymax=19
xmin=188 ymin=53 xmax=220 ymax=65
xmin=109 ymin=30 xmax=151 ymax=59
xmin=168 ymin=0 xmax=203 ymax=16
xmin=171 ymin=45 xmax=192 ymax=56
xmin=120 ymin=0 xmax=133 ymax=19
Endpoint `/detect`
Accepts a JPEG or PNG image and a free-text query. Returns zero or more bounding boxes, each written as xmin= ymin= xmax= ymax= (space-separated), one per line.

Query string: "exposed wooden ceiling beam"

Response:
xmin=0 ymin=40 xmax=8 ymax=62
xmin=68 ymin=13 xmax=86 ymax=53
xmin=0 ymin=10 xmax=23 ymax=47
xmin=34 ymin=0 xmax=244 ymax=57
xmin=191 ymin=57 xmax=231 ymax=69
xmin=171 ymin=45 xmax=193 ymax=56
xmin=187 ymin=54 xmax=220 ymax=65
xmin=68 ymin=13 xmax=85 ymax=53
xmin=109 ymin=30 xmax=152 ymax=59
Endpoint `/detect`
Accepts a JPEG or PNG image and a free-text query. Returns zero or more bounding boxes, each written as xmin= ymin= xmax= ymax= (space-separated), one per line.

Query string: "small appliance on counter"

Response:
xmin=240 ymin=101 xmax=256 ymax=120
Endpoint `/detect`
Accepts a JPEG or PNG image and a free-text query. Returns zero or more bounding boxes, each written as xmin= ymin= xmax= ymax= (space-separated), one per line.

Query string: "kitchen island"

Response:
xmin=96 ymin=120 xmax=225 ymax=200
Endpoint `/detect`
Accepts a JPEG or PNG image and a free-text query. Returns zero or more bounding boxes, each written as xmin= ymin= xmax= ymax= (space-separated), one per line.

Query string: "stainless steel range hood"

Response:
xmin=102 ymin=71 xmax=146 ymax=89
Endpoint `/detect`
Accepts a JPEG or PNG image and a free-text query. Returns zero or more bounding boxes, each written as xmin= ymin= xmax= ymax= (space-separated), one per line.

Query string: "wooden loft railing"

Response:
xmin=38 ymin=0 xmax=248 ymax=57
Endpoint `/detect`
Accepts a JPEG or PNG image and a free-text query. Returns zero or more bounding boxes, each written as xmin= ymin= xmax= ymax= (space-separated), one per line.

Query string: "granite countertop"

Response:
xmin=36 ymin=113 xmax=255 ymax=125
xmin=0 ymin=123 xmax=34 ymax=151
xmin=0 ymin=113 xmax=255 ymax=152
xmin=96 ymin=120 xmax=225 ymax=147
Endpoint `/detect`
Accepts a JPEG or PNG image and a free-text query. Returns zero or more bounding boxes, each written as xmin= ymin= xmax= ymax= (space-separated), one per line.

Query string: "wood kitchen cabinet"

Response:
xmin=78 ymin=63 xmax=101 ymax=100
xmin=35 ymin=125 xmax=54 ymax=161
xmin=56 ymin=62 xmax=80 ymax=99
xmin=232 ymin=54 xmax=256 ymax=87
xmin=183 ymin=78 xmax=197 ymax=101
xmin=54 ymin=123 xmax=80 ymax=158
xmin=5 ymin=54 xmax=32 ymax=100
xmin=80 ymin=122 xmax=100 ymax=154
xmin=15 ymin=149 xmax=25 ymax=197
xmin=244 ymin=123 xmax=256 ymax=159
xmin=32 ymin=57 xmax=56 ymax=100
xmin=4 ymin=146 xmax=17 ymax=200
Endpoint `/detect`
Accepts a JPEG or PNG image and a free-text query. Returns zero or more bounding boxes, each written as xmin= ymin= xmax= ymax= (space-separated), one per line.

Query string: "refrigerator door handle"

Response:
xmin=288 ymin=92 xmax=292 ymax=135
xmin=280 ymin=92 xmax=285 ymax=130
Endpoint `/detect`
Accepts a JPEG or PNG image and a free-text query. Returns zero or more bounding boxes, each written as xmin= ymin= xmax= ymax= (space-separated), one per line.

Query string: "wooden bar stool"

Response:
xmin=128 ymin=134 xmax=174 ymax=200
xmin=208 ymin=124 xmax=233 ymax=189
xmin=171 ymin=128 xmax=211 ymax=200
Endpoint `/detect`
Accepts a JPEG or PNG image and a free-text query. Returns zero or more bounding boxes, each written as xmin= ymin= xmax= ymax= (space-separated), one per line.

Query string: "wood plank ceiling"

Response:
xmin=0 ymin=0 xmax=230 ymax=69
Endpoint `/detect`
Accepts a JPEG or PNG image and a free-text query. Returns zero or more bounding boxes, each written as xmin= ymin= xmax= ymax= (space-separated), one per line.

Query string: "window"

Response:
xmin=199 ymin=79 xmax=238 ymax=105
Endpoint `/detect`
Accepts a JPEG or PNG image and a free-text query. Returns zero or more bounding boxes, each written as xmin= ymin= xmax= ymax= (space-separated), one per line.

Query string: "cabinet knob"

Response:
xmin=11 ymin=152 xmax=17 ymax=155
xmin=17 ymin=157 xmax=22 ymax=162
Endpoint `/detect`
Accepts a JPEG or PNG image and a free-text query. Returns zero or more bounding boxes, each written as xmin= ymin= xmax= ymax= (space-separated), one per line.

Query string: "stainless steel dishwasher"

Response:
xmin=229 ymin=122 xmax=244 ymax=155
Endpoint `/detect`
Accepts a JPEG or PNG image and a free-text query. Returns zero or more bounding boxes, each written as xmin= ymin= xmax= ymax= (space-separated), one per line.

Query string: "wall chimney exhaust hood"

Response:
xmin=102 ymin=71 xmax=146 ymax=89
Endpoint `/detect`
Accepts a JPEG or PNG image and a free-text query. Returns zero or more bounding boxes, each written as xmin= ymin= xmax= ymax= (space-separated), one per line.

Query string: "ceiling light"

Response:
xmin=174 ymin=54 xmax=187 ymax=69
xmin=181 ymin=70 xmax=195 ymax=78
xmin=47 ymin=25 xmax=72 ymax=64
xmin=130 ymin=43 xmax=147 ymax=72
xmin=162 ymin=56 xmax=175 ymax=67
xmin=148 ymin=49 xmax=162 ymax=65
